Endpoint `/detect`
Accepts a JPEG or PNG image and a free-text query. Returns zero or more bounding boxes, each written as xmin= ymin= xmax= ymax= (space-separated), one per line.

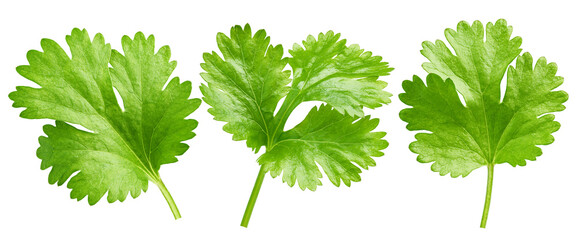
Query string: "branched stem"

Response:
xmin=155 ymin=178 xmax=181 ymax=220
xmin=241 ymin=166 xmax=267 ymax=227
xmin=240 ymin=90 xmax=302 ymax=227
xmin=480 ymin=164 xmax=494 ymax=228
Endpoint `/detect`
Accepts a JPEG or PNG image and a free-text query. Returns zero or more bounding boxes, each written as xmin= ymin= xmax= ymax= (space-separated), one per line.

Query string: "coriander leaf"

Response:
xmin=400 ymin=74 xmax=485 ymax=177
xmin=200 ymin=25 xmax=290 ymax=152
xmin=399 ymin=19 xmax=568 ymax=228
xmin=9 ymin=29 xmax=200 ymax=219
xmin=201 ymin=24 xmax=391 ymax=227
xmin=421 ymin=19 xmax=522 ymax=105
xmin=288 ymin=31 xmax=393 ymax=117
xmin=259 ymin=104 xmax=387 ymax=191
xmin=497 ymin=53 xmax=566 ymax=166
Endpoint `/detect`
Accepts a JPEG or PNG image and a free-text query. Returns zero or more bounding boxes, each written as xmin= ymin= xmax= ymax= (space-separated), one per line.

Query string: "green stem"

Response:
xmin=155 ymin=178 xmax=181 ymax=220
xmin=241 ymin=166 xmax=267 ymax=227
xmin=239 ymin=89 xmax=301 ymax=227
xmin=480 ymin=164 xmax=494 ymax=228
xmin=269 ymin=89 xmax=302 ymax=143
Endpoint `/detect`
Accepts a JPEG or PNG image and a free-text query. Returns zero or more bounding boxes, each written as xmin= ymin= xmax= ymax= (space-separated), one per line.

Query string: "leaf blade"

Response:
xmin=289 ymin=31 xmax=393 ymax=117
xmin=10 ymin=29 xmax=200 ymax=205
xmin=401 ymin=19 xmax=567 ymax=177
xmin=200 ymin=24 xmax=290 ymax=152
xmin=258 ymin=105 xmax=387 ymax=190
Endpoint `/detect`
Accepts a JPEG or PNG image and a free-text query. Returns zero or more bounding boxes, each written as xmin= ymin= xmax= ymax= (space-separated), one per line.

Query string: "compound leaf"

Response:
xmin=202 ymin=24 xmax=391 ymax=190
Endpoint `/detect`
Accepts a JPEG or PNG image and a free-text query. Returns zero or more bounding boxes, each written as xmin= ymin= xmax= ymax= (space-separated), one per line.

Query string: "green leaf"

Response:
xmin=400 ymin=19 xmax=568 ymax=227
xmin=200 ymin=25 xmax=290 ymax=152
xmin=201 ymin=24 xmax=391 ymax=226
xmin=259 ymin=104 xmax=387 ymax=191
xmin=421 ymin=19 xmax=522 ymax=106
xmin=9 ymin=29 xmax=200 ymax=219
xmin=289 ymin=31 xmax=393 ymax=117
xmin=202 ymin=24 xmax=391 ymax=189
xmin=400 ymin=74 xmax=485 ymax=177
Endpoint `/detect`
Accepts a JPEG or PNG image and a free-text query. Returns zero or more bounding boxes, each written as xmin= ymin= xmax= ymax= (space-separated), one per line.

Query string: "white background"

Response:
xmin=1 ymin=0 xmax=575 ymax=239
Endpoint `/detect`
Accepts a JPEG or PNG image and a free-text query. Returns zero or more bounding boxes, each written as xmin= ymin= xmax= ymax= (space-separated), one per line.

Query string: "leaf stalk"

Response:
xmin=241 ymin=166 xmax=267 ymax=227
xmin=480 ymin=164 xmax=494 ymax=228
xmin=155 ymin=178 xmax=181 ymax=220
